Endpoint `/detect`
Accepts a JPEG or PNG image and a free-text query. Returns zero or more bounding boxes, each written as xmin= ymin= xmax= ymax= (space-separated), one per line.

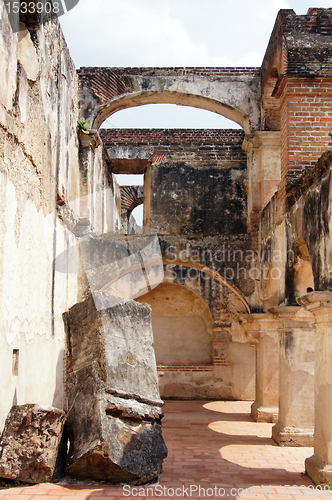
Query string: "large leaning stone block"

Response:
xmin=64 ymin=294 xmax=162 ymax=401
xmin=0 ymin=405 xmax=65 ymax=483
xmin=64 ymin=295 xmax=167 ymax=484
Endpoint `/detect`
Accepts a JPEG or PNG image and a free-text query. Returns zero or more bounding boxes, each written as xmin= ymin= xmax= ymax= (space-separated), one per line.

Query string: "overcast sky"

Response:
xmin=59 ymin=0 xmax=332 ymax=201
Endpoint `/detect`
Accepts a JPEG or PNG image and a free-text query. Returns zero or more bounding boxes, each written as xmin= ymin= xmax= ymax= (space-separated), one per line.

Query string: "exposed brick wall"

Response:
xmin=100 ymin=128 xmax=244 ymax=145
xmin=101 ymin=129 xmax=247 ymax=171
xmin=262 ymin=8 xmax=332 ymax=86
xmin=277 ymin=77 xmax=332 ymax=199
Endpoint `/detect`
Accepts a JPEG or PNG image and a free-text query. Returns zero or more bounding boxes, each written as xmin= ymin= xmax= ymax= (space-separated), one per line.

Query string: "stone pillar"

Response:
xmin=240 ymin=313 xmax=279 ymax=423
xmin=269 ymin=306 xmax=315 ymax=446
xmin=298 ymin=292 xmax=332 ymax=484
xmin=242 ymin=132 xmax=281 ymax=244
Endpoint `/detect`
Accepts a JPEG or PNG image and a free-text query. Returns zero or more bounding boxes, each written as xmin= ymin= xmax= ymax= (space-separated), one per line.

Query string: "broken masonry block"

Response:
xmin=66 ymin=363 xmax=167 ymax=484
xmin=0 ymin=404 xmax=66 ymax=484
xmin=63 ymin=294 xmax=168 ymax=484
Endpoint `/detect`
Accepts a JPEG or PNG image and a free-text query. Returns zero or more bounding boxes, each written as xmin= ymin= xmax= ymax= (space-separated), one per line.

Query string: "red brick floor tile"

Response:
xmin=1 ymin=496 xmax=33 ymax=500
xmin=29 ymin=497 xmax=61 ymax=500
xmin=1 ymin=401 xmax=331 ymax=499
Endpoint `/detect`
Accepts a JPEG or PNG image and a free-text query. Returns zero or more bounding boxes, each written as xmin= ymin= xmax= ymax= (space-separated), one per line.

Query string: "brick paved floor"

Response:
xmin=0 ymin=400 xmax=329 ymax=499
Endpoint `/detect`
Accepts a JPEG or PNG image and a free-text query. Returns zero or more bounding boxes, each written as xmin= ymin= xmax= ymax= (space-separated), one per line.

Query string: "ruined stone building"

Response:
xmin=1 ymin=1 xmax=332 ymax=485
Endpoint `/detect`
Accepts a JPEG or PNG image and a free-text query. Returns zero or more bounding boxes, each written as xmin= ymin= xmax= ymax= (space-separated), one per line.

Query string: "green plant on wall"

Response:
xmin=77 ymin=117 xmax=91 ymax=137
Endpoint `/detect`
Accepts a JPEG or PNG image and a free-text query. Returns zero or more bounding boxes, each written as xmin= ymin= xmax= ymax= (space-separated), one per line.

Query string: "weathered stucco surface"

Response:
xmin=0 ymin=2 xmax=118 ymax=433
xmin=0 ymin=4 xmax=80 ymax=431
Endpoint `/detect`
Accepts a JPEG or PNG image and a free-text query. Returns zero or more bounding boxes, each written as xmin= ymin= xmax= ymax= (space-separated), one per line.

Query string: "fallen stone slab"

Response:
xmin=0 ymin=404 xmax=66 ymax=484
xmin=66 ymin=363 xmax=167 ymax=484
xmin=64 ymin=295 xmax=167 ymax=484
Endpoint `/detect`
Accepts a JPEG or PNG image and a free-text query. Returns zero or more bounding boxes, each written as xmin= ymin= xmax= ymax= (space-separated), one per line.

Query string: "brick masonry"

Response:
xmin=261 ymin=8 xmax=332 ymax=200
xmin=100 ymin=128 xmax=245 ymax=145
xmin=101 ymin=128 xmax=247 ymax=171
xmin=278 ymin=78 xmax=332 ymax=198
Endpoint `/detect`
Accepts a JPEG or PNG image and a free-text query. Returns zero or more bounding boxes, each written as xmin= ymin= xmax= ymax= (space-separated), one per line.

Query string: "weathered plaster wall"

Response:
xmin=0 ymin=3 xmax=119 ymax=431
xmin=136 ymin=283 xmax=213 ymax=365
xmin=149 ymin=162 xmax=246 ymax=236
xmin=4 ymin=3 xmax=332 ymax=432
xmin=102 ymin=128 xmax=248 ymax=236
xmin=260 ymin=151 xmax=332 ymax=308
xmin=135 ymin=265 xmax=255 ymax=400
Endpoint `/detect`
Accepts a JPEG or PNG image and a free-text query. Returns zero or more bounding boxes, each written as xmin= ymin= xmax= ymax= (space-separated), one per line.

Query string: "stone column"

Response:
xmin=242 ymin=132 xmax=281 ymax=246
xmin=240 ymin=313 xmax=279 ymax=423
xmin=298 ymin=292 xmax=332 ymax=484
xmin=269 ymin=306 xmax=315 ymax=446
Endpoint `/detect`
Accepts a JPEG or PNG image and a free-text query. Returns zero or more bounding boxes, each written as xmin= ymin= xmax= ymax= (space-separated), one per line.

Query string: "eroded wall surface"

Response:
xmin=0 ymin=3 xmax=119 ymax=430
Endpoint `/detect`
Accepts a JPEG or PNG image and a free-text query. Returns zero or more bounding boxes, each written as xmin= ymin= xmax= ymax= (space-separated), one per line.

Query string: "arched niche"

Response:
xmin=287 ymin=237 xmax=314 ymax=303
xmin=136 ymin=282 xmax=213 ymax=365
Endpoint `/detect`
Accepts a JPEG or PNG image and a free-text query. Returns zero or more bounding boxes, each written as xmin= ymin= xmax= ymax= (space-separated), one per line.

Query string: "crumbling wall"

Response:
xmin=0 ymin=1 xmax=119 ymax=431
xmin=136 ymin=282 xmax=255 ymax=400
xmin=259 ymin=151 xmax=332 ymax=309
xmin=78 ymin=67 xmax=262 ymax=133
xmin=102 ymin=128 xmax=248 ymax=235
xmin=99 ymin=129 xmax=255 ymax=399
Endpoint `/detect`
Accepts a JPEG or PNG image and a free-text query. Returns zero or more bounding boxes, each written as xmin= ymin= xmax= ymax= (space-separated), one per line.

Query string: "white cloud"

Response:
xmin=60 ymin=0 xmax=287 ymax=68
xmin=59 ymin=0 xmax=332 ymax=129
xmin=60 ymin=0 xmax=332 ymax=69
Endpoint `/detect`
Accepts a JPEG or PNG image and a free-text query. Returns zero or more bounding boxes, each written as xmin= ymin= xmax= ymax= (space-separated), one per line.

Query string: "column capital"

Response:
xmin=240 ymin=313 xmax=278 ymax=343
xmin=268 ymin=305 xmax=314 ymax=328
xmin=297 ymin=291 xmax=332 ymax=323
xmin=242 ymin=131 xmax=281 ymax=151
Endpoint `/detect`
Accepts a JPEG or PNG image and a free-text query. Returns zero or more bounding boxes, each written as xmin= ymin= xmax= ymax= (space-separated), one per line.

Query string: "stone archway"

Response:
xmin=78 ymin=67 xmax=262 ymax=133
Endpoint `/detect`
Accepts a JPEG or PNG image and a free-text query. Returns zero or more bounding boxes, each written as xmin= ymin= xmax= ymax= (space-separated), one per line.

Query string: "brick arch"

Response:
xmin=120 ymin=186 xmax=143 ymax=217
xmin=78 ymin=67 xmax=262 ymax=133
